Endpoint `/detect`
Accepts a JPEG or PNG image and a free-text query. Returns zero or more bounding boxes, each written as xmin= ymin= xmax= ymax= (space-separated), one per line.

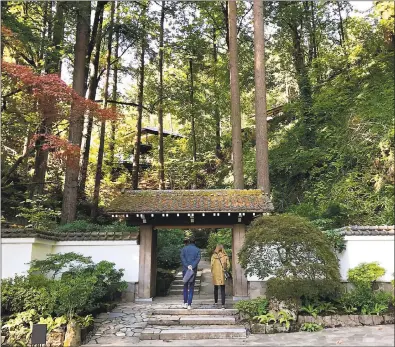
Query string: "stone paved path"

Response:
xmin=83 ymin=301 xmax=394 ymax=346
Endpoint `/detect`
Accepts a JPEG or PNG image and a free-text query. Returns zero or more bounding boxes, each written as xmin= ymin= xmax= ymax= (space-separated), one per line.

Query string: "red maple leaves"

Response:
xmin=2 ymin=61 xmax=118 ymax=122
xmin=2 ymin=25 xmax=121 ymax=167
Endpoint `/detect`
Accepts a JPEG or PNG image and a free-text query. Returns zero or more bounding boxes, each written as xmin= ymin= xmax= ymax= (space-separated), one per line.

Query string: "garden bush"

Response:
xmin=55 ymin=220 xmax=138 ymax=233
xmin=2 ymin=253 xmax=127 ymax=319
xmin=347 ymin=262 xmax=386 ymax=288
xmin=239 ymin=214 xmax=341 ymax=302
xmin=234 ymin=297 xmax=268 ymax=320
xmin=157 ymin=229 xmax=185 ymax=269
xmin=267 ymin=278 xmax=341 ymax=304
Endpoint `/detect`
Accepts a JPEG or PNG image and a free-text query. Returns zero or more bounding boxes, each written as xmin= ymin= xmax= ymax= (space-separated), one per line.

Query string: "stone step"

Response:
xmin=172 ymin=280 xmax=201 ymax=286
xmin=152 ymin=308 xmax=238 ymax=316
xmin=147 ymin=315 xmax=236 ymax=326
xmin=140 ymin=326 xmax=246 ymax=340
xmin=168 ymin=289 xmax=200 ymax=295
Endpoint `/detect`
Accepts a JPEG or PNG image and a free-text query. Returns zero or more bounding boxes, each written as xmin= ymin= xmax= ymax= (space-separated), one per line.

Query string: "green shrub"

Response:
xmin=239 ymin=215 xmax=340 ymax=288
xmin=15 ymin=196 xmax=60 ymax=231
xmin=1 ymin=309 xmax=39 ymax=345
xmin=322 ymin=229 xmax=346 ymax=253
xmin=55 ymin=220 xmax=138 ymax=233
xmin=206 ymin=228 xmax=232 ymax=255
xmin=29 ymin=252 xmax=93 ymax=279
xmin=2 ymin=253 xmax=128 ymax=318
xmin=1 ymin=275 xmax=55 ymax=316
xmin=191 ymin=229 xmax=211 ymax=249
xmin=339 ymin=286 xmax=392 ymax=313
xmin=267 ymin=278 xmax=341 ymax=304
xmin=157 ymin=229 xmax=185 ymax=270
xmin=234 ymin=297 xmax=268 ymax=320
xmin=300 ymin=323 xmax=323 ymax=332
xmin=347 ymin=262 xmax=386 ymax=287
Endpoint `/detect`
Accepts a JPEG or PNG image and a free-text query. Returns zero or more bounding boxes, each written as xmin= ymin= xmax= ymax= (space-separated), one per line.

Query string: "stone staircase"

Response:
xmin=140 ymin=306 xmax=247 ymax=340
xmin=168 ymin=270 xmax=202 ymax=296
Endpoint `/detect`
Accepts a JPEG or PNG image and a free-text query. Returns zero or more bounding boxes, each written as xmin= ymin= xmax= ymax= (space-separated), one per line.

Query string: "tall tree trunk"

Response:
xmin=221 ymin=2 xmax=230 ymax=50
xmin=60 ymin=1 xmax=91 ymax=224
xmin=228 ymin=1 xmax=244 ymax=189
xmin=213 ymin=28 xmax=221 ymax=159
xmin=132 ymin=35 xmax=146 ymax=190
xmin=91 ymin=1 xmax=115 ymax=220
xmin=84 ymin=1 xmax=108 ymax=94
xmin=109 ymin=2 xmax=120 ymax=181
xmin=158 ymin=1 xmax=165 ymax=189
xmin=189 ymin=58 xmax=197 ymax=163
xmin=253 ymin=0 xmax=270 ymax=194
xmin=310 ymin=2 xmax=318 ymax=58
xmin=337 ymin=2 xmax=345 ymax=46
xmin=31 ymin=1 xmax=64 ymax=197
xmin=78 ymin=4 xmax=105 ymax=197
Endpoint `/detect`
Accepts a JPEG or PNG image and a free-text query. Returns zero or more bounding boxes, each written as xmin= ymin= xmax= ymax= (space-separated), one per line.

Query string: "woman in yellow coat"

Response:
xmin=211 ymin=244 xmax=230 ymax=308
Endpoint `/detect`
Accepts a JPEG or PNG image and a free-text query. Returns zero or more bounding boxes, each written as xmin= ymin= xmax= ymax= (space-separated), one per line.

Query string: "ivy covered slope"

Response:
xmin=268 ymin=21 xmax=394 ymax=227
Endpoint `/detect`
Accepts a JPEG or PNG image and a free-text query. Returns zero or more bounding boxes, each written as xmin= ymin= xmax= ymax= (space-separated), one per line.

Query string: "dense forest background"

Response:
xmin=1 ymin=1 xmax=394 ymax=229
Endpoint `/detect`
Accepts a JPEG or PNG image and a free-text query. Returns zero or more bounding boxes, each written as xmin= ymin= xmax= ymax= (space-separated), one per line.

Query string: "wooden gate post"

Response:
xmin=137 ymin=225 xmax=157 ymax=301
xmin=232 ymin=224 xmax=249 ymax=300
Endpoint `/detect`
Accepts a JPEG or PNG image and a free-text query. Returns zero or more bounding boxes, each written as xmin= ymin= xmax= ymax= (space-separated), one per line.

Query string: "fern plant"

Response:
xmin=343 ymin=305 xmax=357 ymax=314
xmin=318 ymin=302 xmax=337 ymax=315
xmin=253 ymin=312 xmax=277 ymax=325
xmin=301 ymin=304 xmax=320 ymax=318
xmin=368 ymin=303 xmax=388 ymax=316
xmin=277 ymin=309 xmax=294 ymax=329
xmin=300 ymin=323 xmax=323 ymax=332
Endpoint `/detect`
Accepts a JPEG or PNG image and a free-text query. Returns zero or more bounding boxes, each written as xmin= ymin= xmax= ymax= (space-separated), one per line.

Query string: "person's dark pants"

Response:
xmin=214 ymin=285 xmax=226 ymax=305
xmin=182 ymin=269 xmax=196 ymax=305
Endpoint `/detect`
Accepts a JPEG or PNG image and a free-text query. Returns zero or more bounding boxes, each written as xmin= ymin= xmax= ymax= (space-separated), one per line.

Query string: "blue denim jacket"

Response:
xmin=180 ymin=244 xmax=201 ymax=272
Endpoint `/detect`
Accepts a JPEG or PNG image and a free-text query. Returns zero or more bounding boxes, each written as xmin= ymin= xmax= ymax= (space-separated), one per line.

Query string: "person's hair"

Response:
xmin=214 ymin=244 xmax=226 ymax=254
xmin=184 ymin=238 xmax=189 ymax=245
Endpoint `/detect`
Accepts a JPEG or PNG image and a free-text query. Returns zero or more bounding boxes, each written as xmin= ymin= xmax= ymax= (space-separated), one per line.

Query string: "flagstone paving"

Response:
xmin=83 ymin=301 xmax=394 ymax=346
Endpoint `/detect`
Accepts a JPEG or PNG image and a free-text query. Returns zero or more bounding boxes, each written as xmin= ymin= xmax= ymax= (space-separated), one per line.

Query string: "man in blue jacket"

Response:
xmin=180 ymin=237 xmax=201 ymax=309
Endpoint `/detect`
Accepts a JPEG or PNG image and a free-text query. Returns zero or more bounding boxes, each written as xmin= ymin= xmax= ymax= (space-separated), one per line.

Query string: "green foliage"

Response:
xmin=277 ymin=310 xmax=295 ymax=329
xmin=301 ymin=304 xmax=320 ymax=318
xmin=15 ymin=196 xmax=60 ymax=231
xmin=322 ymin=229 xmax=346 ymax=253
xmin=1 ymin=309 xmax=39 ymax=345
xmin=234 ymin=297 xmax=268 ymax=321
xmin=29 ymin=252 xmax=93 ymax=278
xmin=2 ymin=254 xmax=127 ymax=319
xmin=342 ymin=305 xmax=358 ymax=314
xmin=239 ymin=215 xmax=340 ymax=282
xmin=267 ymin=278 xmax=341 ymax=304
xmin=368 ymin=303 xmax=388 ymax=316
xmin=157 ymin=229 xmax=185 ymax=269
xmin=240 ymin=215 xmax=341 ymax=303
xmin=74 ymin=314 xmax=94 ymax=328
xmin=55 ymin=220 xmax=138 ymax=233
xmin=1 ymin=275 xmax=54 ymax=316
xmin=253 ymin=312 xmax=276 ymax=325
xmin=347 ymin=262 xmax=386 ymax=287
xmin=300 ymin=323 xmax=323 ymax=332
xmin=206 ymin=228 xmax=232 ymax=255
xmin=37 ymin=315 xmax=67 ymax=333
xmin=317 ymin=302 xmax=337 ymax=315
xmin=339 ymin=286 xmax=392 ymax=314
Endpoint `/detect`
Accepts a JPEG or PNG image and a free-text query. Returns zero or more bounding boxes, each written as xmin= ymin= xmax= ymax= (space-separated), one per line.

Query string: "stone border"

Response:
xmin=249 ymin=314 xmax=395 ymax=334
xmin=298 ymin=314 xmax=394 ymax=328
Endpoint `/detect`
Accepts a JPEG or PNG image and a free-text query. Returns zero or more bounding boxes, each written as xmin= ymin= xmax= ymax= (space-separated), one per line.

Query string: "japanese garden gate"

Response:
xmin=107 ymin=189 xmax=273 ymax=301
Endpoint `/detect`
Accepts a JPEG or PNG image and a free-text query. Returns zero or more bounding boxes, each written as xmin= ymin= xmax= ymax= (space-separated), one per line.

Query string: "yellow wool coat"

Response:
xmin=211 ymin=252 xmax=230 ymax=286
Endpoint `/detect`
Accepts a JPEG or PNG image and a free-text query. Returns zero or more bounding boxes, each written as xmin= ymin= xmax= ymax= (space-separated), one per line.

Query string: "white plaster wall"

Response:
xmin=53 ymin=241 xmax=140 ymax=282
xmin=2 ymin=239 xmax=140 ymax=283
xmin=1 ymin=239 xmax=34 ymax=278
xmin=247 ymin=236 xmax=395 ymax=282
xmin=338 ymin=236 xmax=394 ymax=282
